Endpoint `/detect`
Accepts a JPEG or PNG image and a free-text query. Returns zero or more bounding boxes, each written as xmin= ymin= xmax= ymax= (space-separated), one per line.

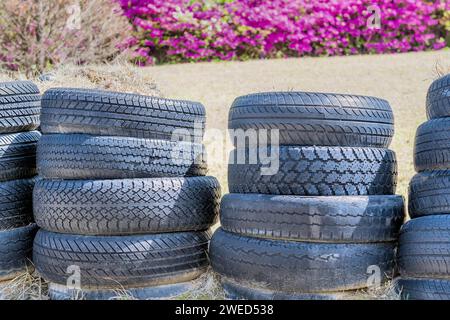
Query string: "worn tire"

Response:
xmin=229 ymin=92 xmax=394 ymax=148
xmin=398 ymin=215 xmax=450 ymax=279
xmin=228 ymin=146 xmax=397 ymax=196
xmin=408 ymin=170 xmax=450 ymax=218
xmin=396 ymin=278 xmax=450 ymax=300
xmin=210 ymin=228 xmax=395 ymax=293
xmin=33 ymin=177 xmax=221 ymax=235
xmin=0 ymin=224 xmax=37 ymax=281
xmin=0 ymin=81 xmax=40 ymax=133
xmin=33 ymin=230 xmax=210 ymax=288
xmin=40 ymin=88 xmax=205 ymax=141
xmin=426 ymin=74 xmax=450 ymax=120
xmin=0 ymin=131 xmax=41 ymax=182
xmin=0 ymin=179 xmax=35 ymax=230
xmin=414 ymin=119 xmax=450 ymax=172
xmin=220 ymin=194 xmax=404 ymax=243
xmin=37 ymin=134 xmax=207 ymax=179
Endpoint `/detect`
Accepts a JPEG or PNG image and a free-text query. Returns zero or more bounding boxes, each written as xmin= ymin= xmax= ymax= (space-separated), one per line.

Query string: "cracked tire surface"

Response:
xmin=33 ymin=177 xmax=221 ymax=235
xmin=0 ymin=131 xmax=41 ymax=182
xmin=210 ymin=228 xmax=396 ymax=293
xmin=40 ymin=88 xmax=205 ymax=141
xmin=0 ymin=179 xmax=35 ymax=230
xmin=33 ymin=229 xmax=211 ymax=288
xmin=0 ymin=224 xmax=37 ymax=281
xmin=228 ymin=146 xmax=397 ymax=196
xmin=398 ymin=215 xmax=450 ymax=279
xmin=37 ymin=134 xmax=207 ymax=179
xmin=0 ymin=81 xmax=40 ymax=133
xmin=397 ymin=278 xmax=450 ymax=300
xmin=220 ymin=194 xmax=404 ymax=243
xmin=426 ymin=74 xmax=450 ymax=120
xmin=229 ymin=91 xmax=394 ymax=147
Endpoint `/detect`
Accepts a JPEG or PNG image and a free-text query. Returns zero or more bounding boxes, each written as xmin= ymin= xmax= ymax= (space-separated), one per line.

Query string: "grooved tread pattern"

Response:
xmin=33 ymin=177 xmax=221 ymax=235
xmin=397 ymin=278 xmax=450 ymax=300
xmin=229 ymin=91 xmax=394 ymax=147
xmin=228 ymin=146 xmax=397 ymax=196
xmin=0 ymin=178 xmax=35 ymax=230
xmin=37 ymin=134 xmax=207 ymax=179
xmin=40 ymin=88 xmax=205 ymax=140
xmin=426 ymin=74 xmax=450 ymax=120
xmin=33 ymin=230 xmax=211 ymax=288
xmin=210 ymin=228 xmax=395 ymax=293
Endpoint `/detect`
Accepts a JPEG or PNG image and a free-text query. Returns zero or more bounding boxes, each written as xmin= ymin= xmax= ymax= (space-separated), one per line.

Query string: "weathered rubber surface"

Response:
xmin=0 ymin=224 xmax=37 ymax=281
xmin=408 ymin=170 xmax=450 ymax=218
xmin=0 ymin=179 xmax=35 ymax=230
xmin=40 ymin=88 xmax=205 ymax=141
xmin=228 ymin=146 xmax=397 ymax=196
xmin=426 ymin=74 xmax=450 ymax=120
xmin=33 ymin=230 xmax=210 ymax=288
xmin=0 ymin=81 xmax=40 ymax=133
xmin=414 ymin=119 xmax=450 ymax=172
xmin=396 ymin=278 xmax=450 ymax=300
xmin=33 ymin=177 xmax=221 ymax=235
xmin=37 ymin=134 xmax=207 ymax=179
xmin=229 ymin=92 xmax=394 ymax=147
xmin=398 ymin=215 xmax=450 ymax=279
xmin=48 ymin=280 xmax=202 ymax=300
xmin=221 ymin=278 xmax=347 ymax=300
xmin=210 ymin=228 xmax=395 ymax=293
xmin=220 ymin=194 xmax=404 ymax=243
xmin=0 ymin=131 xmax=41 ymax=182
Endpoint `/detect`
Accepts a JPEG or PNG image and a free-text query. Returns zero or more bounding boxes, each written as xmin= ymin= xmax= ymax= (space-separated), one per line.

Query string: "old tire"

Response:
xmin=40 ymin=88 xmax=205 ymax=141
xmin=0 ymin=131 xmax=40 ymax=182
xmin=0 ymin=224 xmax=37 ymax=281
xmin=33 ymin=230 xmax=210 ymax=288
xmin=33 ymin=177 xmax=221 ymax=235
xmin=408 ymin=170 xmax=450 ymax=218
xmin=426 ymin=74 xmax=450 ymax=120
xmin=397 ymin=278 xmax=450 ymax=300
xmin=0 ymin=81 xmax=40 ymax=133
xmin=37 ymin=134 xmax=207 ymax=179
xmin=0 ymin=179 xmax=34 ymax=230
xmin=414 ymin=119 xmax=450 ymax=172
xmin=220 ymin=194 xmax=404 ymax=243
xmin=398 ymin=215 xmax=450 ymax=279
xmin=229 ymin=92 xmax=394 ymax=148
xmin=228 ymin=146 xmax=397 ymax=196
xmin=210 ymin=228 xmax=395 ymax=293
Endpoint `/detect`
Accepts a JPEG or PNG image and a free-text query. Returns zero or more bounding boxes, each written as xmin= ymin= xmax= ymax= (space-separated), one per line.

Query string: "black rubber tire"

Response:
xmin=220 ymin=194 xmax=404 ymax=243
xmin=210 ymin=228 xmax=395 ymax=293
xmin=33 ymin=230 xmax=210 ymax=288
xmin=229 ymin=91 xmax=394 ymax=148
xmin=221 ymin=278 xmax=347 ymax=300
xmin=426 ymin=74 xmax=450 ymax=120
xmin=414 ymin=119 xmax=450 ymax=172
xmin=408 ymin=170 xmax=450 ymax=218
xmin=34 ymin=177 xmax=220 ymax=235
xmin=0 ymin=131 xmax=41 ymax=182
xmin=40 ymin=88 xmax=205 ymax=141
xmin=0 ymin=179 xmax=35 ymax=230
xmin=398 ymin=215 xmax=450 ymax=279
xmin=37 ymin=134 xmax=207 ymax=179
xmin=397 ymin=278 xmax=450 ymax=300
xmin=228 ymin=146 xmax=397 ymax=196
xmin=0 ymin=81 xmax=40 ymax=133
xmin=0 ymin=224 xmax=37 ymax=281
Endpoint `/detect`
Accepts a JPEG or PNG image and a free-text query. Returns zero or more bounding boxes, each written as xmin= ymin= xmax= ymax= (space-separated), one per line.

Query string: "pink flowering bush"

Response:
xmin=117 ymin=0 xmax=450 ymax=64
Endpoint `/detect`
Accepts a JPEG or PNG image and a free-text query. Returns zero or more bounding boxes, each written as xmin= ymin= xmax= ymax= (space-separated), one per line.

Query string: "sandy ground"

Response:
xmin=149 ymin=49 xmax=450 ymax=211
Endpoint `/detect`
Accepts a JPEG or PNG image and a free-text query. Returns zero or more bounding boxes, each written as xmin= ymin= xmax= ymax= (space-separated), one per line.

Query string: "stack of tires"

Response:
xmin=32 ymin=88 xmax=221 ymax=300
xmin=0 ymin=81 xmax=41 ymax=282
xmin=397 ymin=74 xmax=450 ymax=300
xmin=210 ymin=92 xmax=404 ymax=299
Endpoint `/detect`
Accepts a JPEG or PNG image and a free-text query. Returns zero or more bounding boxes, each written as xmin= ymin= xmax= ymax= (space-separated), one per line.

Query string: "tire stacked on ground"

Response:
xmin=0 ymin=81 xmax=41 ymax=281
xmin=32 ymin=88 xmax=221 ymax=300
xmin=397 ymin=74 xmax=450 ymax=300
xmin=210 ymin=91 xmax=404 ymax=300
